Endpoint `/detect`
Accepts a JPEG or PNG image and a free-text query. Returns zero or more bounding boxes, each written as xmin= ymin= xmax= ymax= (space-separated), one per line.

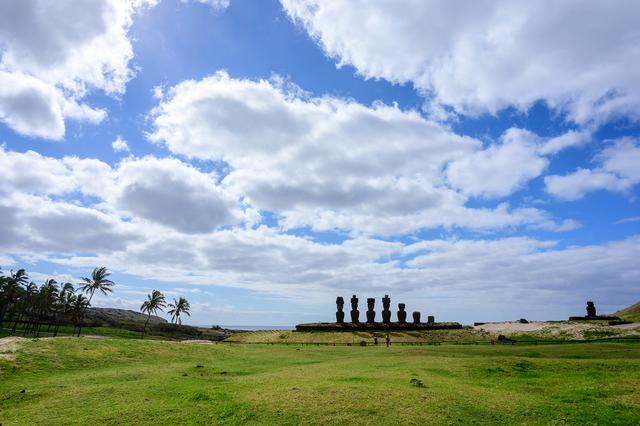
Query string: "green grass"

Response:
xmin=1 ymin=325 xmax=163 ymax=340
xmin=614 ymin=301 xmax=640 ymax=322
xmin=1 ymin=338 xmax=639 ymax=424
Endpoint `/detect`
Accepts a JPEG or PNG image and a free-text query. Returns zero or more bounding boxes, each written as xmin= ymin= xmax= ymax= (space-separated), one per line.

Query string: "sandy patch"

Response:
xmin=474 ymin=321 xmax=640 ymax=339
xmin=180 ymin=340 xmax=215 ymax=344
xmin=0 ymin=336 xmax=27 ymax=361
xmin=474 ymin=321 xmax=548 ymax=334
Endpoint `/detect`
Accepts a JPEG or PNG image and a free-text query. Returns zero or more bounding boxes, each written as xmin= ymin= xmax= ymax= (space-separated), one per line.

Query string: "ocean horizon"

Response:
xmin=218 ymin=325 xmax=295 ymax=331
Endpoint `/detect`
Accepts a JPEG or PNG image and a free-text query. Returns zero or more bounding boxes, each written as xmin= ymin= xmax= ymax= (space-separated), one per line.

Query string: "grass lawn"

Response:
xmin=1 ymin=338 xmax=639 ymax=425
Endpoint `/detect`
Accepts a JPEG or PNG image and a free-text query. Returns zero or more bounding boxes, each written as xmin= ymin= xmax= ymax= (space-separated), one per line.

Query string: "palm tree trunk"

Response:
xmin=142 ymin=313 xmax=151 ymax=339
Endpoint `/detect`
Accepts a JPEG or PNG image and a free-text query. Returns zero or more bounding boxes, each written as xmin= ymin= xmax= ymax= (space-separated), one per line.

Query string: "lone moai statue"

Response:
xmin=397 ymin=303 xmax=407 ymax=323
xmin=350 ymin=295 xmax=359 ymax=323
xmin=336 ymin=297 xmax=345 ymax=323
xmin=586 ymin=301 xmax=596 ymax=317
xmin=412 ymin=311 xmax=421 ymax=324
xmin=366 ymin=298 xmax=376 ymax=323
xmin=427 ymin=315 xmax=434 ymax=323
xmin=381 ymin=294 xmax=391 ymax=324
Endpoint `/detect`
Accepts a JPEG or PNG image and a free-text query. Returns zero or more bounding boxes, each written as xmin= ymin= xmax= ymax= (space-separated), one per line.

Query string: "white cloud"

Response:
xmin=113 ymin=156 xmax=248 ymax=233
xmin=149 ymin=72 xmax=573 ymax=235
xmin=545 ymin=138 xmax=640 ymax=200
xmin=0 ymin=145 xmax=634 ymax=322
xmin=617 ymin=216 xmax=640 ymax=225
xmin=0 ymin=146 xmax=112 ymax=196
xmin=0 ymin=192 xmax=140 ymax=254
xmin=0 ymin=146 xmax=249 ymax=234
xmin=183 ymin=0 xmax=230 ymax=10
xmin=112 ymin=136 xmax=130 ymax=153
xmin=31 ymin=229 xmax=640 ymax=323
xmin=0 ymin=0 xmax=154 ymax=139
xmin=282 ymin=1 xmax=640 ymax=125
xmin=446 ymin=128 xmax=548 ymax=198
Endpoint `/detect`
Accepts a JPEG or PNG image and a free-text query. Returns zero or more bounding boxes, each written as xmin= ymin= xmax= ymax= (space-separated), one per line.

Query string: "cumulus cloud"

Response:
xmin=0 ymin=146 xmax=112 ymax=196
xmin=545 ymin=138 xmax=640 ymax=200
xmin=149 ymin=72 xmax=573 ymax=234
xmin=113 ymin=157 xmax=247 ymax=233
xmin=112 ymin=136 xmax=130 ymax=153
xmin=0 ymin=0 xmax=154 ymax=139
xmin=0 ymin=146 xmax=248 ymax=234
xmin=0 ymin=192 xmax=139 ymax=254
xmin=446 ymin=128 xmax=548 ymax=198
xmin=282 ymin=0 xmax=640 ymax=125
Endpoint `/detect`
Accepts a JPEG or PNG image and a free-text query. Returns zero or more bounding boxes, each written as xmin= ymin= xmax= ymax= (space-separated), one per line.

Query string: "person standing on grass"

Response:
xmin=385 ymin=334 xmax=390 ymax=347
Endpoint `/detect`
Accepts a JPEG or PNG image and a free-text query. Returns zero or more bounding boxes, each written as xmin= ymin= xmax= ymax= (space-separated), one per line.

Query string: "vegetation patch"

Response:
xmin=0 ymin=339 xmax=639 ymax=424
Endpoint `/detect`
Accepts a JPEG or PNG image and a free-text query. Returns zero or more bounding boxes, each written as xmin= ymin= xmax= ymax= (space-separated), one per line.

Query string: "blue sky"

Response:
xmin=1 ymin=0 xmax=639 ymax=325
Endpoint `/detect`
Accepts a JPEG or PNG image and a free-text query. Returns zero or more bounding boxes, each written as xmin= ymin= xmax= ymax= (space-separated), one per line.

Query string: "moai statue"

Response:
xmin=412 ymin=311 xmax=421 ymax=324
xmin=586 ymin=301 xmax=596 ymax=317
xmin=366 ymin=298 xmax=376 ymax=323
xmin=350 ymin=295 xmax=360 ymax=323
xmin=336 ymin=297 xmax=345 ymax=323
xmin=381 ymin=294 xmax=391 ymax=324
xmin=427 ymin=315 xmax=434 ymax=323
xmin=397 ymin=303 xmax=407 ymax=323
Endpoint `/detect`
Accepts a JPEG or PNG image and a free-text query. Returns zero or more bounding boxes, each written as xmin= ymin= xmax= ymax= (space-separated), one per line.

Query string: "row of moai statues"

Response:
xmin=336 ymin=295 xmax=434 ymax=324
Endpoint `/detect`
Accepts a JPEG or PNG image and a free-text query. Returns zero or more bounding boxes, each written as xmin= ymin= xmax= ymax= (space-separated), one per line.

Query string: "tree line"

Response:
xmin=0 ymin=266 xmax=190 ymax=338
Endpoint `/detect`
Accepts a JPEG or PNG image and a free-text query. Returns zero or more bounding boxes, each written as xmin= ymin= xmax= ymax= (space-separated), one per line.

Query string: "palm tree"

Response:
xmin=140 ymin=290 xmax=166 ymax=338
xmin=167 ymin=297 xmax=191 ymax=325
xmin=39 ymin=279 xmax=59 ymax=333
xmin=0 ymin=269 xmax=28 ymax=324
xmin=52 ymin=282 xmax=74 ymax=336
xmin=79 ymin=267 xmax=114 ymax=304
xmin=70 ymin=294 xmax=90 ymax=337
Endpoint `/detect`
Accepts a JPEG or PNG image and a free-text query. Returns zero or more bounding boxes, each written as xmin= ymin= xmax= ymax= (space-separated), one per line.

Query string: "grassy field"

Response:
xmin=1 ymin=338 xmax=639 ymax=425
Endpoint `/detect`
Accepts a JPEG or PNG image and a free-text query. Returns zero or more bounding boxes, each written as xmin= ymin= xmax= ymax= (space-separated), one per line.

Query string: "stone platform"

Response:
xmin=568 ymin=315 xmax=621 ymax=321
xmin=295 ymin=322 xmax=463 ymax=332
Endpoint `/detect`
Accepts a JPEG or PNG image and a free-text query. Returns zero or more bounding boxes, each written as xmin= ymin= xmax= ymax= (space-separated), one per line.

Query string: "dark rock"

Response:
xmin=410 ymin=378 xmax=425 ymax=388
xmin=427 ymin=315 xmax=434 ymax=323
xmin=586 ymin=301 xmax=596 ymax=317
xmin=412 ymin=311 xmax=421 ymax=324
xmin=519 ymin=318 xmax=528 ymax=324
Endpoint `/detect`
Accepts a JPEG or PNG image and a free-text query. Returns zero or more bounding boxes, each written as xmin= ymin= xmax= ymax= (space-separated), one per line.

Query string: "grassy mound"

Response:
xmin=226 ymin=328 xmax=489 ymax=344
xmin=1 ymin=338 xmax=639 ymax=424
xmin=614 ymin=301 xmax=640 ymax=322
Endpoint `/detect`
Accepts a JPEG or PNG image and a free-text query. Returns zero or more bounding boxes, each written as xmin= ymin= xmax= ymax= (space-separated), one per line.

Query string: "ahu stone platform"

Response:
xmin=299 ymin=294 xmax=462 ymax=332
xmin=295 ymin=321 xmax=463 ymax=332
xmin=568 ymin=301 xmax=621 ymax=321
